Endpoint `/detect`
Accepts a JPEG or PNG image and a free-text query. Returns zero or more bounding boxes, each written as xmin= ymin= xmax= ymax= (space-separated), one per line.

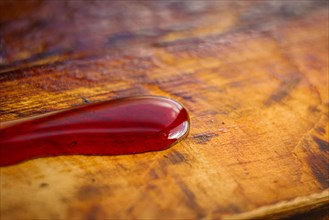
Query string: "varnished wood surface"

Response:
xmin=0 ymin=1 xmax=328 ymax=219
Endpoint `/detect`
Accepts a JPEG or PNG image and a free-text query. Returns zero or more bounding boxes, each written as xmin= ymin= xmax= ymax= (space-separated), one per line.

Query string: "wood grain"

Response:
xmin=0 ymin=1 xmax=328 ymax=219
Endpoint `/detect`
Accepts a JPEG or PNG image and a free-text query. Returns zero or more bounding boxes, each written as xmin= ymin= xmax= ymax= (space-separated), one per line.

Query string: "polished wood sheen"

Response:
xmin=0 ymin=1 xmax=328 ymax=219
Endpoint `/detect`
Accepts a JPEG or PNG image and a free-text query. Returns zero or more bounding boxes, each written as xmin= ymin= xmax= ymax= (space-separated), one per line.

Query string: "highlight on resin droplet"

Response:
xmin=0 ymin=96 xmax=190 ymax=166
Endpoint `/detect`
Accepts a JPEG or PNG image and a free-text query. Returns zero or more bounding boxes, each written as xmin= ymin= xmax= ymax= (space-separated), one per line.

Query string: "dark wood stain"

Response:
xmin=1 ymin=48 xmax=71 ymax=70
xmin=175 ymin=178 xmax=206 ymax=219
xmin=308 ymin=105 xmax=321 ymax=113
xmin=282 ymin=203 xmax=329 ymax=220
xmin=39 ymin=182 xmax=49 ymax=188
xmin=228 ymin=204 xmax=241 ymax=213
xmin=264 ymin=75 xmax=301 ymax=106
xmin=86 ymin=205 xmax=104 ymax=220
xmin=77 ymin=185 xmax=104 ymax=200
xmin=168 ymin=150 xmax=186 ymax=165
xmin=172 ymin=92 xmax=195 ymax=103
xmin=315 ymin=127 xmax=325 ymax=135
xmin=192 ymin=133 xmax=218 ymax=144
xmin=306 ymin=152 xmax=329 ymax=189
xmin=158 ymin=158 xmax=169 ymax=177
xmin=0 ymin=65 xmax=58 ymax=82
xmin=148 ymin=169 xmax=159 ymax=180
xmin=313 ymin=136 xmax=329 ymax=152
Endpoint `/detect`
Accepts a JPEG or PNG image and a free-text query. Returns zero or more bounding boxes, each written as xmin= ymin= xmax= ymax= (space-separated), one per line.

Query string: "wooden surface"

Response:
xmin=0 ymin=1 xmax=328 ymax=219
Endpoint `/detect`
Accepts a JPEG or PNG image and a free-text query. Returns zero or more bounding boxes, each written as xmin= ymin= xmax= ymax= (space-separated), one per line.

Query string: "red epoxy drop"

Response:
xmin=0 ymin=96 xmax=190 ymax=166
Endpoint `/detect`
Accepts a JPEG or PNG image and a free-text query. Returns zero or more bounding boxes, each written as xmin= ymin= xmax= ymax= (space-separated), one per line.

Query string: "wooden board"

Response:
xmin=0 ymin=1 xmax=328 ymax=219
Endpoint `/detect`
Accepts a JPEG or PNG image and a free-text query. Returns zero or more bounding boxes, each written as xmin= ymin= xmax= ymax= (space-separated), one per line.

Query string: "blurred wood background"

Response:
xmin=0 ymin=0 xmax=328 ymax=219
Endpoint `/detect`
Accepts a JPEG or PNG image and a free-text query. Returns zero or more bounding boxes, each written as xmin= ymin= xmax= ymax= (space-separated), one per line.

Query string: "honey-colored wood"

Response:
xmin=0 ymin=1 xmax=328 ymax=219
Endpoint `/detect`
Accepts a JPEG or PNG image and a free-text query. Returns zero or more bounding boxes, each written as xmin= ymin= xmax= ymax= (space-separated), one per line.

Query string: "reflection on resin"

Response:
xmin=0 ymin=96 xmax=190 ymax=166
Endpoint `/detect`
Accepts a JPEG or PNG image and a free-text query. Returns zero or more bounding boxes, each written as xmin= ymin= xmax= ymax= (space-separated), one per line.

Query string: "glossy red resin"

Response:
xmin=0 ymin=96 xmax=189 ymax=166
